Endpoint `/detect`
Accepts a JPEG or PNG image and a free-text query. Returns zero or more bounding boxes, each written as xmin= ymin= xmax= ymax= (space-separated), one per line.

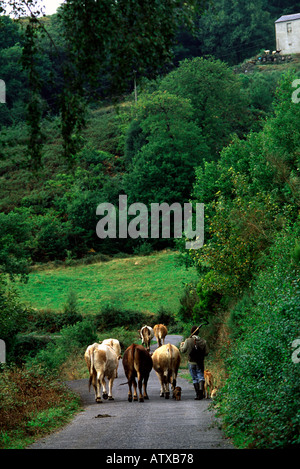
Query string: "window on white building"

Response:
xmin=287 ymin=22 xmax=292 ymax=33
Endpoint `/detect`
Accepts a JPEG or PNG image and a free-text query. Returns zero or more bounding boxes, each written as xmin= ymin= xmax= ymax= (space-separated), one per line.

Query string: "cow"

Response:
xmin=101 ymin=338 xmax=122 ymax=359
xmin=101 ymin=338 xmax=122 ymax=377
xmin=204 ymin=369 xmax=214 ymax=399
xmin=84 ymin=343 xmax=118 ymax=403
xmin=138 ymin=325 xmax=154 ymax=352
xmin=153 ymin=324 xmax=167 ymax=348
xmin=122 ymin=344 xmax=153 ymax=402
xmin=152 ymin=343 xmax=181 ymax=399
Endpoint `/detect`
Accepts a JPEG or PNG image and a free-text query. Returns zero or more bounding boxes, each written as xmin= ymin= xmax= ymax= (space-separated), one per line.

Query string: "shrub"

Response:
xmin=98 ymin=326 xmax=137 ymax=351
xmin=0 ymin=364 xmax=80 ymax=449
xmin=216 ymin=226 xmax=300 ymax=448
xmin=62 ymin=289 xmax=83 ymax=326
xmin=94 ymin=303 xmax=148 ymax=331
xmin=0 ymin=280 xmax=30 ymax=362
xmin=29 ymin=319 xmax=97 ymax=371
xmin=177 ymin=283 xmax=199 ymax=322
xmin=154 ymin=306 xmax=176 ymax=328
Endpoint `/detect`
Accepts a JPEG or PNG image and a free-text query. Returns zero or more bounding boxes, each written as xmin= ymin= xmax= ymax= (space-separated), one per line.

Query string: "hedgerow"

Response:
xmin=216 ymin=226 xmax=300 ymax=448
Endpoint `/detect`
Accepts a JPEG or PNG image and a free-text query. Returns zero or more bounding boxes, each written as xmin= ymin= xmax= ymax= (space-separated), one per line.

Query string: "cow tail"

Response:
xmin=89 ymin=350 xmax=94 ymax=392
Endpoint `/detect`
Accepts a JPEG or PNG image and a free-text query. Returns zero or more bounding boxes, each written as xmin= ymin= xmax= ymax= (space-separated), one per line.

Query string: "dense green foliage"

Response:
xmin=185 ymin=73 xmax=300 ymax=447
xmin=1 ymin=0 xmax=300 ymax=449
xmin=218 ymin=229 xmax=300 ymax=448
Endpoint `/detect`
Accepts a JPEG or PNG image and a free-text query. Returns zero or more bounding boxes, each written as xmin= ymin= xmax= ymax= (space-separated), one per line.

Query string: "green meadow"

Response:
xmin=15 ymin=250 xmax=198 ymax=316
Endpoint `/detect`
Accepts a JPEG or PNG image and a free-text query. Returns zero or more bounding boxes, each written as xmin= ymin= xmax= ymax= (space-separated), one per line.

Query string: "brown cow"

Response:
xmin=204 ymin=369 xmax=214 ymax=399
xmin=153 ymin=324 xmax=167 ymax=348
xmin=122 ymin=344 xmax=153 ymax=402
xmin=152 ymin=343 xmax=181 ymax=399
xmin=84 ymin=343 xmax=118 ymax=403
xmin=138 ymin=325 xmax=154 ymax=352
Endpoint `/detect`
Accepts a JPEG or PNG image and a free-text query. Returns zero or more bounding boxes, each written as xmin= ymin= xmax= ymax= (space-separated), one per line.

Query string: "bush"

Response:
xmin=177 ymin=283 xmax=199 ymax=322
xmin=0 ymin=364 xmax=80 ymax=449
xmin=154 ymin=306 xmax=176 ymax=328
xmin=0 ymin=280 xmax=30 ymax=362
xmin=98 ymin=326 xmax=137 ymax=351
xmin=12 ymin=334 xmax=52 ymax=366
xmin=29 ymin=319 xmax=97 ymax=371
xmin=216 ymin=226 xmax=300 ymax=448
xmin=94 ymin=303 xmax=148 ymax=331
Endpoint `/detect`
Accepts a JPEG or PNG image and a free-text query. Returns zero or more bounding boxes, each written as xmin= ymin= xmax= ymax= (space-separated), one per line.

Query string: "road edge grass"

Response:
xmin=0 ymin=367 xmax=83 ymax=450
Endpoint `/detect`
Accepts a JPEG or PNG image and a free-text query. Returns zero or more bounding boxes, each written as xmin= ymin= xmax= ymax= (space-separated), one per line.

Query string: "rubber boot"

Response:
xmin=193 ymin=383 xmax=201 ymax=400
xmin=199 ymin=380 xmax=204 ymax=400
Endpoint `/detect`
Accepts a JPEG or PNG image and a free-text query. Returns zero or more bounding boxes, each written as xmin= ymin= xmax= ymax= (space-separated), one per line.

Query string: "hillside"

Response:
xmin=1 ymin=24 xmax=299 ymax=449
xmin=14 ymin=250 xmax=198 ymax=316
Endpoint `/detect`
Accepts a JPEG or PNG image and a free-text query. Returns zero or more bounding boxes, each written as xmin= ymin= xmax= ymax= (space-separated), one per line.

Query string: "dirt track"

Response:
xmin=28 ymin=335 xmax=234 ymax=450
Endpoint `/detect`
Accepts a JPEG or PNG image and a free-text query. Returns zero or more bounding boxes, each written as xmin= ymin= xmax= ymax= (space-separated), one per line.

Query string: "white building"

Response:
xmin=275 ymin=13 xmax=300 ymax=54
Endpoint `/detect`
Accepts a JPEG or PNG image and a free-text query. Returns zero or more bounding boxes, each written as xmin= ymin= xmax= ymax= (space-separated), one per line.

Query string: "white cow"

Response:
xmin=101 ymin=338 xmax=122 ymax=377
xmin=139 ymin=325 xmax=154 ymax=352
xmin=152 ymin=343 xmax=181 ymax=399
xmin=101 ymin=338 xmax=122 ymax=359
xmin=84 ymin=343 xmax=118 ymax=403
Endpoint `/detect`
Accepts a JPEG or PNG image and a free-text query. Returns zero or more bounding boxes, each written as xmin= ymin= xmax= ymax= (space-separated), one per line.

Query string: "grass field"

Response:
xmin=15 ymin=250 xmax=198 ymax=316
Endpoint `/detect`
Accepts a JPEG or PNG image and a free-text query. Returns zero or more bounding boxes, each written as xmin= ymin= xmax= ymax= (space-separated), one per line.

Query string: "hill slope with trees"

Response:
xmin=0 ymin=0 xmax=299 ymax=449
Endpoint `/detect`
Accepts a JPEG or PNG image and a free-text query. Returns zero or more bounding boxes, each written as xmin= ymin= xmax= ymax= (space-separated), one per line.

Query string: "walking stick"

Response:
xmin=188 ymin=318 xmax=209 ymax=338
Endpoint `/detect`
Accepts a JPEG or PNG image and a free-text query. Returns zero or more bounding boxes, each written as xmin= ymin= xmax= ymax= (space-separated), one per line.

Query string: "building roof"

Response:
xmin=275 ymin=13 xmax=300 ymax=23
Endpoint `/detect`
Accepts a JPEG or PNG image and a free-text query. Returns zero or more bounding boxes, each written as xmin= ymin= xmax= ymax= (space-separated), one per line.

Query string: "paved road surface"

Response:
xmin=28 ymin=335 xmax=234 ymax=450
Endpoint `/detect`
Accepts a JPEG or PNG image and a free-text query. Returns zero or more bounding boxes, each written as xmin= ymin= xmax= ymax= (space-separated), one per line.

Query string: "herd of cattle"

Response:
xmin=84 ymin=324 xmax=214 ymax=404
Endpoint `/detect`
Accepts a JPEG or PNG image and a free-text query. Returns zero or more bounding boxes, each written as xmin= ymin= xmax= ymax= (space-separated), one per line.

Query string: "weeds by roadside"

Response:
xmin=0 ymin=365 xmax=81 ymax=449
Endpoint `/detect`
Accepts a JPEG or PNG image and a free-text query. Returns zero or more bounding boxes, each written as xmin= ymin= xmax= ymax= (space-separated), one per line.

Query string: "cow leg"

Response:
xmin=101 ymin=376 xmax=108 ymax=400
xmin=96 ymin=372 xmax=103 ymax=403
xmin=108 ymin=377 xmax=114 ymax=400
xmin=91 ymin=370 xmax=98 ymax=401
xmin=136 ymin=372 xmax=144 ymax=402
xmin=171 ymin=374 xmax=177 ymax=399
xmin=164 ymin=374 xmax=170 ymax=399
xmin=143 ymin=376 xmax=149 ymax=400
xmin=127 ymin=379 xmax=133 ymax=402
xmin=132 ymin=378 xmax=138 ymax=401
xmin=157 ymin=374 xmax=164 ymax=397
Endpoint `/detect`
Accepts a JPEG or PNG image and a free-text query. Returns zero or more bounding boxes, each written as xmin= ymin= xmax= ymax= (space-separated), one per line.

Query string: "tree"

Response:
xmin=0 ymin=210 xmax=32 ymax=281
xmin=59 ymin=0 xmax=207 ymax=95
xmin=195 ymin=0 xmax=274 ymax=64
xmin=3 ymin=0 xmax=207 ymax=162
xmin=159 ymin=57 xmax=250 ymax=158
xmin=123 ymin=90 xmax=210 ymax=206
xmin=189 ymin=72 xmax=300 ymax=296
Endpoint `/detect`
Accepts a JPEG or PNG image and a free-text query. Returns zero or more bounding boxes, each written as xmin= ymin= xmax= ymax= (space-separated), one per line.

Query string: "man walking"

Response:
xmin=180 ymin=325 xmax=209 ymax=400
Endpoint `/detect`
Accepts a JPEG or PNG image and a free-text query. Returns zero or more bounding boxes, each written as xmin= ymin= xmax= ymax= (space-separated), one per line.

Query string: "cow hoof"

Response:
xmin=102 ymin=393 xmax=108 ymax=400
xmin=144 ymin=395 xmax=149 ymax=400
xmin=165 ymin=393 xmax=170 ymax=399
xmin=160 ymin=393 xmax=164 ymax=397
xmin=139 ymin=397 xmax=144 ymax=403
xmin=108 ymin=396 xmax=114 ymax=400
xmin=96 ymin=398 xmax=103 ymax=403
xmin=128 ymin=395 xmax=132 ymax=402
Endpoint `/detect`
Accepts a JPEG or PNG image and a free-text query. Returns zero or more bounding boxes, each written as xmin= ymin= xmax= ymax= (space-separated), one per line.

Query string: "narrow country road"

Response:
xmin=28 ymin=335 xmax=234 ymax=450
